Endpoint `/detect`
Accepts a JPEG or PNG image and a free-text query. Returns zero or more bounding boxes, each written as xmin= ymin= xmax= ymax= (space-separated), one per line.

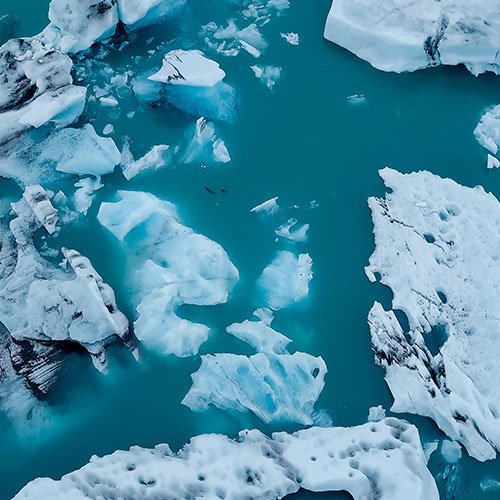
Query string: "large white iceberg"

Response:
xmin=366 ymin=167 xmax=500 ymax=461
xmin=324 ymin=0 xmax=500 ymax=75
xmin=97 ymin=191 xmax=239 ymax=357
xmin=14 ymin=419 xmax=438 ymax=500
xmin=257 ymin=250 xmax=313 ymax=310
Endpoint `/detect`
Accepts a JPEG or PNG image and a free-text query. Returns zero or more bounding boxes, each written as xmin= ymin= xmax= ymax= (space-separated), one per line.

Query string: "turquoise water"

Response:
xmin=1 ymin=1 xmax=500 ymax=499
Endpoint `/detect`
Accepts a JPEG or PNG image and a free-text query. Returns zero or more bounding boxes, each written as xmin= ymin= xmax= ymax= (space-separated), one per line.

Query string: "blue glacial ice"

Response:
xmin=97 ymin=191 xmax=239 ymax=357
xmin=366 ymin=167 xmax=500 ymax=461
xmin=257 ymin=250 xmax=313 ymax=310
xmin=14 ymin=419 xmax=438 ymax=500
xmin=324 ymin=0 xmax=500 ymax=75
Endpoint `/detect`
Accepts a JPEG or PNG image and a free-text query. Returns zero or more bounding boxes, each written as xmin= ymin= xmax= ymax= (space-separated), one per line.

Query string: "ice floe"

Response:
xmin=257 ymin=250 xmax=313 ymax=310
xmin=97 ymin=191 xmax=239 ymax=357
xmin=149 ymin=50 xmax=226 ymax=87
xmin=324 ymin=0 xmax=500 ymax=75
xmin=14 ymin=419 xmax=438 ymax=500
xmin=73 ymin=177 xmax=103 ymax=215
xmin=366 ymin=167 xmax=500 ymax=461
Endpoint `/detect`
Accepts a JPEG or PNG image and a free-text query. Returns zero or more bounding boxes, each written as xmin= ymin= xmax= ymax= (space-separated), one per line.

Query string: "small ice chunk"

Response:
xmin=226 ymin=312 xmax=291 ymax=353
xmin=347 ymin=94 xmax=367 ymax=106
xmin=122 ymin=144 xmax=171 ymax=180
xmin=100 ymin=96 xmax=119 ymax=106
xmin=102 ymin=124 xmax=114 ymax=135
xmin=281 ymin=32 xmax=299 ymax=45
xmin=117 ymin=0 xmax=186 ymax=30
xmin=275 ymin=218 xmax=309 ymax=242
xmin=258 ymin=251 xmax=313 ymax=310
xmin=212 ymin=139 xmax=231 ymax=163
xmin=368 ymin=405 xmax=386 ymax=422
xmin=487 ymin=154 xmax=500 ymax=169
xmin=441 ymin=440 xmax=462 ymax=464
xmin=73 ymin=177 xmax=103 ymax=215
xmin=149 ymin=50 xmax=226 ymax=87
xmin=423 ymin=441 xmax=439 ymax=463
xmin=251 ymin=65 xmax=282 ymax=89
xmin=251 ymin=196 xmax=279 ymax=215
xmin=312 ymin=409 xmax=333 ymax=427
xmin=239 ymin=40 xmax=261 ymax=58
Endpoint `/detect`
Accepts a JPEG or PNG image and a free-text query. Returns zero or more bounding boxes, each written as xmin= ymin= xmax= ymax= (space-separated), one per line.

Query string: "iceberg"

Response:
xmin=14 ymin=419 xmax=438 ymax=500
xmin=73 ymin=177 xmax=103 ymax=215
xmin=0 ymin=37 xmax=86 ymax=146
xmin=474 ymin=104 xmax=500 ymax=155
xmin=97 ymin=191 xmax=239 ymax=357
xmin=117 ymin=0 xmax=186 ymax=30
xmin=148 ymin=50 xmax=226 ymax=87
xmin=121 ymin=144 xmax=171 ymax=180
xmin=324 ymin=0 xmax=500 ymax=75
xmin=366 ymin=167 xmax=500 ymax=461
xmin=0 ymin=187 xmax=134 ymax=404
xmin=257 ymin=250 xmax=313 ymax=310
xmin=179 ymin=117 xmax=230 ymax=166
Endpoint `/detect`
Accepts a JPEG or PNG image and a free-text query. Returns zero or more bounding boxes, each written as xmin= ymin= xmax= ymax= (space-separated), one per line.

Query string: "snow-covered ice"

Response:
xmin=149 ymin=50 xmax=226 ymax=87
xmin=324 ymin=0 xmax=500 ymax=75
xmin=97 ymin=191 xmax=239 ymax=357
xmin=257 ymin=250 xmax=313 ymax=310
xmin=14 ymin=419 xmax=438 ymax=500
xmin=366 ymin=167 xmax=500 ymax=461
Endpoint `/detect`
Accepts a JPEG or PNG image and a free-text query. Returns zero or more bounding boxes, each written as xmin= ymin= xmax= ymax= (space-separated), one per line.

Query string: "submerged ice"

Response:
xmin=97 ymin=191 xmax=239 ymax=357
xmin=366 ymin=167 xmax=500 ymax=461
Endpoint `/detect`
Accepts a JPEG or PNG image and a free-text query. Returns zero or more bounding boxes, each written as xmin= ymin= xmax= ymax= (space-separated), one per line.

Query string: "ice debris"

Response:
xmin=73 ymin=177 xmax=103 ymax=215
xmin=281 ymin=32 xmax=299 ymax=45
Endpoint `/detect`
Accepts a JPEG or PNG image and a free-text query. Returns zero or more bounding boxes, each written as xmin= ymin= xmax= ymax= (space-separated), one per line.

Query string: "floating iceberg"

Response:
xmin=117 ymin=0 xmax=186 ymax=30
xmin=149 ymin=50 xmax=226 ymax=87
xmin=366 ymin=167 xmax=500 ymax=461
xmin=14 ymin=419 xmax=438 ymax=500
xmin=121 ymin=144 xmax=171 ymax=180
xmin=324 ymin=0 xmax=500 ymax=75
xmin=0 ymin=124 xmax=121 ymax=186
xmin=0 ymin=187 xmax=133 ymax=406
xmin=257 ymin=250 xmax=313 ymax=310
xmin=73 ymin=177 xmax=103 ymax=215
xmin=97 ymin=191 xmax=239 ymax=357
xmin=0 ymin=37 xmax=86 ymax=146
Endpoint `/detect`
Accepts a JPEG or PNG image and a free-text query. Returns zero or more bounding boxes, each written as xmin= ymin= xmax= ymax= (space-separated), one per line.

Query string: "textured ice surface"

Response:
xmin=366 ymin=167 xmax=500 ymax=460
xmin=183 ymin=349 xmax=326 ymax=425
xmin=324 ymin=0 xmax=500 ymax=75
xmin=149 ymin=50 xmax=226 ymax=87
xmin=0 ymin=124 xmax=121 ymax=186
xmin=121 ymin=144 xmax=171 ymax=180
xmin=14 ymin=419 xmax=438 ymax=500
xmin=180 ymin=117 xmax=230 ymax=166
xmin=117 ymin=0 xmax=186 ymax=29
xmin=474 ymin=104 xmax=500 ymax=155
xmin=47 ymin=0 xmax=118 ymax=53
xmin=258 ymin=250 xmax=313 ymax=310
xmin=0 ymin=37 xmax=86 ymax=145
xmin=0 ymin=187 xmax=133 ymax=407
xmin=98 ymin=191 xmax=239 ymax=357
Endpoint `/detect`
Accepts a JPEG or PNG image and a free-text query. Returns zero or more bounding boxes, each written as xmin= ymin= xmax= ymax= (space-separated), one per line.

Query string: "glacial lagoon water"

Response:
xmin=1 ymin=0 xmax=500 ymax=498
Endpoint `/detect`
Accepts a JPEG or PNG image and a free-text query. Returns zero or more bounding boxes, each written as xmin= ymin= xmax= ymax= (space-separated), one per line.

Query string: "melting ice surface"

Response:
xmin=1 ymin=0 xmax=500 ymax=498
